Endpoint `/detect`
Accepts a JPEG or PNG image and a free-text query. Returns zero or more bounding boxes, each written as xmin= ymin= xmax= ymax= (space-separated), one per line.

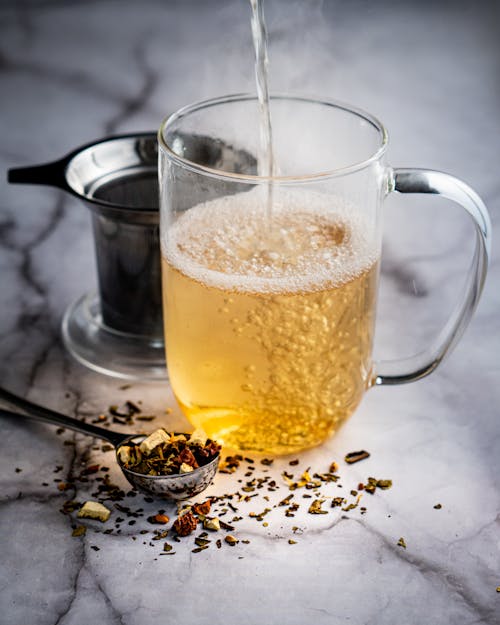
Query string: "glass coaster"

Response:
xmin=62 ymin=293 xmax=168 ymax=381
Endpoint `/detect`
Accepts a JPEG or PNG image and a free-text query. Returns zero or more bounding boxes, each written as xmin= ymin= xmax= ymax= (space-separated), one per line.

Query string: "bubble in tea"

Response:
xmin=162 ymin=190 xmax=380 ymax=454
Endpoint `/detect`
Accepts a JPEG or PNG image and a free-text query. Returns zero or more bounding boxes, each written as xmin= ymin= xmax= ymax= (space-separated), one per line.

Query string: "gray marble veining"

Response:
xmin=0 ymin=1 xmax=499 ymax=624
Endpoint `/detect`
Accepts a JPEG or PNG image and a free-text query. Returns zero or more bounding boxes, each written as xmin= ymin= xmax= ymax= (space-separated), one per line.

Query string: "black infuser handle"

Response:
xmin=7 ymin=156 xmax=71 ymax=192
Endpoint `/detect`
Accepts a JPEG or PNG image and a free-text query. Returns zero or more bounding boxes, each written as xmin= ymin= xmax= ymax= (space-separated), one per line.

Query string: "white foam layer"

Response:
xmin=162 ymin=189 xmax=379 ymax=294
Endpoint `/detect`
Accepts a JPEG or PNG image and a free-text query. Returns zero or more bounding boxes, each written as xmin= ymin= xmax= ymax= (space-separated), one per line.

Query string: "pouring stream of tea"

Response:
xmin=250 ymin=0 xmax=274 ymax=217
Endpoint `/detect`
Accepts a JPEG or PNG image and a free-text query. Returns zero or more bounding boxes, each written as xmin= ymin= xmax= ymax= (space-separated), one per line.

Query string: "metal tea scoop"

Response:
xmin=0 ymin=387 xmax=219 ymax=500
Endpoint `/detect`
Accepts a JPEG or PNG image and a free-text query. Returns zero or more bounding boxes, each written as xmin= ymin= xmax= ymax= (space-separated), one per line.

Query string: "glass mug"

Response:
xmin=158 ymin=95 xmax=490 ymax=455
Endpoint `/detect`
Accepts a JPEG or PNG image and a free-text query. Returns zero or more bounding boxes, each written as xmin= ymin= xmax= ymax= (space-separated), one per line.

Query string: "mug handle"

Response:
xmin=372 ymin=168 xmax=491 ymax=386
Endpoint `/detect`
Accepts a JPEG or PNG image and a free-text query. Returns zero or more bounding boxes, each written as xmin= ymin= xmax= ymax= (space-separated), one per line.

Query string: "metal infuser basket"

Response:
xmin=8 ymin=132 xmax=256 ymax=380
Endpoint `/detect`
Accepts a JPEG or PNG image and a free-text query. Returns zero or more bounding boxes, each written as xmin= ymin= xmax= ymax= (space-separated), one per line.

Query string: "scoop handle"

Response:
xmin=0 ymin=387 xmax=128 ymax=447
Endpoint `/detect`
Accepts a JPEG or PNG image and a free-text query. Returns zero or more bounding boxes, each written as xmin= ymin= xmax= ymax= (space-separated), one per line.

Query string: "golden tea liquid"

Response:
xmin=162 ymin=192 xmax=379 ymax=454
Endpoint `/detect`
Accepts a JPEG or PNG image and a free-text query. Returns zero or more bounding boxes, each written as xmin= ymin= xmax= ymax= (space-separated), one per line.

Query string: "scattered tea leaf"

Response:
xmin=344 ymin=450 xmax=370 ymax=464
xmin=308 ymin=499 xmax=328 ymax=515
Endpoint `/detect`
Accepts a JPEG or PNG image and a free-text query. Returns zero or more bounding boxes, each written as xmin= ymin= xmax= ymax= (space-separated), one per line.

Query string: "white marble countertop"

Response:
xmin=0 ymin=1 xmax=499 ymax=624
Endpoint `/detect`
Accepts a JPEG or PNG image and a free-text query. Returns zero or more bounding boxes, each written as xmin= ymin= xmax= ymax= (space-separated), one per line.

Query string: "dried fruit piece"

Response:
xmin=189 ymin=429 xmax=207 ymax=447
xmin=203 ymin=518 xmax=221 ymax=531
xmin=193 ymin=500 xmax=211 ymax=516
xmin=149 ymin=514 xmax=169 ymax=525
xmin=77 ymin=501 xmax=111 ymax=522
xmin=139 ymin=429 xmax=170 ymax=455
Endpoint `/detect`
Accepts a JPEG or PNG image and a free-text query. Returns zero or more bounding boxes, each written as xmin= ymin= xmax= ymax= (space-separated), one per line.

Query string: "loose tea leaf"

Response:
xmin=308 ymin=499 xmax=328 ymax=515
xmin=361 ymin=477 xmax=393 ymax=494
xmin=117 ymin=429 xmax=220 ymax=477
xmin=344 ymin=451 xmax=370 ymax=464
xmin=397 ymin=537 xmax=406 ymax=549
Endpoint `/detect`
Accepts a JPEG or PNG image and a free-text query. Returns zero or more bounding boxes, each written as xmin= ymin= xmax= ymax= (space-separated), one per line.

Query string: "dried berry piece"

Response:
xmin=175 ymin=447 xmax=198 ymax=469
xmin=173 ymin=511 xmax=198 ymax=537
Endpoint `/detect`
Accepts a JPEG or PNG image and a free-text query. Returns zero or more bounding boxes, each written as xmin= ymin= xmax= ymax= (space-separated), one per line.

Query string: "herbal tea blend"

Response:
xmin=117 ymin=428 xmax=221 ymax=476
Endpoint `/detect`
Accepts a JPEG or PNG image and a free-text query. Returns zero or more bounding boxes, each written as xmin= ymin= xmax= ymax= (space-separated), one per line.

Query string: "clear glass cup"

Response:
xmin=158 ymin=94 xmax=491 ymax=455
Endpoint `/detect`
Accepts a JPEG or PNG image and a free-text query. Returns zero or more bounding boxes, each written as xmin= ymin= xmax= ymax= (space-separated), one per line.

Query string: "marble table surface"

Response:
xmin=0 ymin=1 xmax=499 ymax=624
